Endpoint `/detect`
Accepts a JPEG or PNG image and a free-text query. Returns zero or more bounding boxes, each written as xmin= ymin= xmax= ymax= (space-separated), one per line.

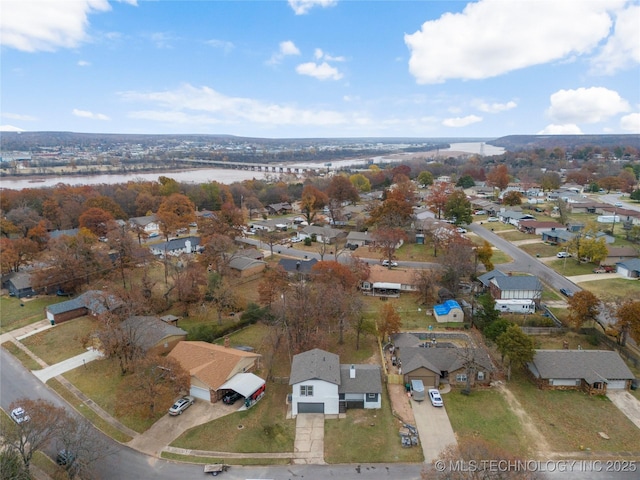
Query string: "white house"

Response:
xmin=289 ymin=349 xmax=382 ymax=416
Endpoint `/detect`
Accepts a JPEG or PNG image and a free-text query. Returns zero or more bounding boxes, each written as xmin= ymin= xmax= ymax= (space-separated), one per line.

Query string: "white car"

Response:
xmin=428 ymin=389 xmax=443 ymax=407
xmin=290 ymin=237 xmax=302 ymax=243
xmin=382 ymin=260 xmax=398 ymax=267
xmin=456 ymin=227 xmax=467 ymax=234
xmin=487 ymin=217 xmax=499 ymax=222
xmin=10 ymin=407 xmax=30 ymax=424
xmin=556 ymin=252 xmax=571 ymax=258
xmin=615 ymin=201 xmax=623 ymax=207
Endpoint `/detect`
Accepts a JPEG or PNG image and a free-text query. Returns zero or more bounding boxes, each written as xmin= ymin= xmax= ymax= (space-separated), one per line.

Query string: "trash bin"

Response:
xmin=50 ymin=319 xmax=55 ymax=326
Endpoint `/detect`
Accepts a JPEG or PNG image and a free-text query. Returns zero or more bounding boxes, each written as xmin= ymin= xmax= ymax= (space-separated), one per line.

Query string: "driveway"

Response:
xmin=32 ymin=348 xmax=103 ymax=382
xmin=607 ymin=391 xmax=640 ymax=429
xmin=411 ymin=395 xmax=456 ymax=464
xmin=293 ymin=413 xmax=325 ymax=464
xmin=127 ymin=399 xmax=237 ymax=456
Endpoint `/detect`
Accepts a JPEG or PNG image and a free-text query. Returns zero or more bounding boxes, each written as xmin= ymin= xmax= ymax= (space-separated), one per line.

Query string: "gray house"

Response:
xmin=488 ymin=274 xmax=543 ymax=303
xmin=527 ymin=350 xmax=635 ymax=394
xmin=5 ymin=272 xmax=36 ymax=298
xmin=616 ymin=258 xmax=640 ymax=279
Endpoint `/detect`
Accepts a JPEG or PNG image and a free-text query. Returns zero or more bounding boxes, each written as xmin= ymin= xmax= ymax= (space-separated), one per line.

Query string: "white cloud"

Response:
xmin=474 ymin=100 xmax=517 ymax=113
xmin=0 ymin=0 xmax=137 ymax=52
xmin=405 ymin=0 xmax=625 ymax=83
xmin=296 ymin=61 xmax=343 ymax=80
xmin=120 ymin=83 xmax=350 ymax=127
xmin=3 ymin=112 xmax=37 ymax=121
xmin=288 ymin=0 xmax=337 ymax=15
xmin=591 ymin=5 xmax=640 ymax=75
xmin=537 ymin=124 xmax=583 ymax=135
xmin=77 ymin=60 xmax=91 ymax=67
xmin=442 ymin=115 xmax=482 ymax=127
xmin=72 ymin=109 xmax=110 ymax=121
xmin=267 ymin=40 xmax=300 ymax=65
xmin=620 ymin=113 xmax=640 ymax=133
xmin=547 ymin=87 xmax=630 ymax=124
xmin=314 ymin=48 xmax=345 ymax=62
xmin=0 ymin=125 xmax=26 ymax=132
xmin=205 ymin=39 xmax=234 ymax=54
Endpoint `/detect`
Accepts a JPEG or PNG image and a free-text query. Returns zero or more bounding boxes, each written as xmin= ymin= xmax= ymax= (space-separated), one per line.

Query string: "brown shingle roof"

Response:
xmin=168 ymin=341 xmax=260 ymax=391
xmin=367 ymin=264 xmax=417 ymax=285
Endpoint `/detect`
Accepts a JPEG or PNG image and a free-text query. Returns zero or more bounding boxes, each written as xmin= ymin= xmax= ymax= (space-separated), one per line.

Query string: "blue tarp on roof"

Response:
xmin=433 ymin=300 xmax=461 ymax=316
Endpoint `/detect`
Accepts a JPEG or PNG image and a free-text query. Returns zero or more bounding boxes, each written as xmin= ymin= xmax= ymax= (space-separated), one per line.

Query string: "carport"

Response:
xmin=219 ymin=373 xmax=265 ymax=403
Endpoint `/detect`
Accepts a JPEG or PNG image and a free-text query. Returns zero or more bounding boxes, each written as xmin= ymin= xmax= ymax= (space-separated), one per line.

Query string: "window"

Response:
xmin=300 ymin=385 xmax=313 ymax=397
xmin=456 ymin=374 xmax=467 ymax=382
xmin=367 ymin=393 xmax=378 ymax=401
xmin=477 ymin=371 xmax=485 ymax=381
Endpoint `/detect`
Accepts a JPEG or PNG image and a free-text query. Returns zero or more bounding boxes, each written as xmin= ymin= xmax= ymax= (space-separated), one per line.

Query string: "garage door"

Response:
xmin=607 ymin=380 xmax=628 ymax=390
xmin=190 ymin=385 xmax=210 ymax=401
xmin=297 ymin=403 xmax=324 ymax=414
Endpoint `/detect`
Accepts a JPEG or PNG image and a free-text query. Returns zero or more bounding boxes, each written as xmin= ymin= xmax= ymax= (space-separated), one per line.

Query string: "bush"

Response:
xmin=304 ymin=238 xmax=312 ymax=246
xmin=187 ymin=303 xmax=265 ymax=343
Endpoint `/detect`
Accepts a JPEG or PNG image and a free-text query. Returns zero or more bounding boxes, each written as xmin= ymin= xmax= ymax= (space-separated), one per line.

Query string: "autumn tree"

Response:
xmin=6 ymin=206 xmax=42 ymax=237
xmin=616 ymin=300 xmax=640 ymax=346
xmin=326 ymin=174 xmax=359 ymax=222
xmin=413 ymin=269 xmax=439 ymax=305
xmin=439 ymin=238 xmax=475 ymax=294
xmin=476 ymin=240 xmax=494 ymax=273
xmin=300 ymin=184 xmax=328 ymax=224
xmin=349 ymin=173 xmax=371 ymax=192
xmin=170 ymin=257 xmax=206 ymax=315
xmin=156 ymin=193 xmax=196 ymax=240
xmin=205 ymin=272 xmax=238 ymax=325
xmin=417 ymin=170 xmax=434 ymax=187
xmin=116 ymin=354 xmax=190 ymax=418
xmin=372 ymin=227 xmax=407 ymax=266
xmin=486 ymin=164 xmax=510 ymax=191
xmin=502 ymin=190 xmax=522 ymax=206
xmin=496 ymin=325 xmax=535 ymax=380
xmin=78 ymin=207 xmax=115 ymax=237
xmin=4 ymin=398 xmax=66 ymax=472
xmin=567 ymin=290 xmax=600 ymax=329
xmin=540 ymin=171 xmax=561 ymax=191
xmin=444 ymin=190 xmax=472 ymax=225
xmin=258 ymin=266 xmax=289 ymax=308
xmin=426 ymin=182 xmax=450 ymax=219
xmin=84 ymin=195 xmax=127 ymax=220
xmin=599 ymin=176 xmax=621 ymax=193
xmin=378 ymin=302 xmax=402 ymax=342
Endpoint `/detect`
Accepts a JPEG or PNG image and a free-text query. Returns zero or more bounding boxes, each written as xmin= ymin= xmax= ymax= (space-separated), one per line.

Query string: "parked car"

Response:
xmin=559 ymin=288 xmax=574 ymax=297
xmin=168 ymin=396 xmax=195 ymax=415
xmin=290 ymin=237 xmax=302 ymax=243
xmin=382 ymin=260 xmax=398 ymax=267
xmin=615 ymin=201 xmax=623 ymax=207
xmin=487 ymin=217 xmax=499 ymax=222
xmin=222 ymin=392 xmax=242 ymax=405
xmin=148 ymin=232 xmax=160 ymax=238
xmin=10 ymin=407 xmax=30 ymax=424
xmin=474 ymin=210 xmax=486 ymax=215
xmin=56 ymin=450 xmax=76 ymax=466
xmin=428 ymin=388 xmax=444 ymax=407
xmin=556 ymin=251 xmax=571 ymax=258
xmin=456 ymin=227 xmax=467 ymax=234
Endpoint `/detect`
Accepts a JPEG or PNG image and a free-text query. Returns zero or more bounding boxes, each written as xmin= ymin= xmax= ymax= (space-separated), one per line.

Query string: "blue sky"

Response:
xmin=1 ymin=0 xmax=639 ymax=138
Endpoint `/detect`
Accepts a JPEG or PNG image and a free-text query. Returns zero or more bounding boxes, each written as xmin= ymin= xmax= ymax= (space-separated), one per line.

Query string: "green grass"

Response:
xmin=171 ymin=382 xmax=295 ymax=453
xmin=1 ymin=341 xmax=42 ymax=370
xmin=446 ymin=388 xmax=529 ymax=456
xmin=580 ymin=278 xmax=640 ymax=303
xmin=491 ymin=249 xmax=513 ymax=265
xmin=498 ymin=231 xmax=535 ymax=241
xmin=507 ymin=370 xmax=640 ymax=453
xmin=21 ymin=317 xmax=97 ymax=365
xmin=0 ymin=295 xmax=65 ymax=334
xmin=519 ymin=243 xmax=560 ymax=258
xmin=324 ymin=388 xmax=424 ymax=463
xmin=160 ymin=452 xmax=290 ymax=466
xmin=547 ymin=259 xmax=597 ymax=276
xmin=47 ymin=378 xmax=133 ymax=443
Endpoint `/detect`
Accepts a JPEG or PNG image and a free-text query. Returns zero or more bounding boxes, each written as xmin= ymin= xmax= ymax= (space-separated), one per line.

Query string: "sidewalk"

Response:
xmin=33 ymin=348 xmax=103 ymax=383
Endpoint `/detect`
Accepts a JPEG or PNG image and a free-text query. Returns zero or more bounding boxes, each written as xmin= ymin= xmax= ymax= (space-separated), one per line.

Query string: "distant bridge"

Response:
xmin=175 ymin=158 xmax=324 ymax=174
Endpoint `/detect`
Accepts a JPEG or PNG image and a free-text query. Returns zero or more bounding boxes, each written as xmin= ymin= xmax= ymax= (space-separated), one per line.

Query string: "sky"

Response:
xmin=1 ymin=0 xmax=639 ymax=139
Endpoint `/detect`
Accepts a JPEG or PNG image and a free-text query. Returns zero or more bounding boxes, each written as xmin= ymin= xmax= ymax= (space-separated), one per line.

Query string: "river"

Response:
xmin=0 ymin=142 xmax=503 ymax=190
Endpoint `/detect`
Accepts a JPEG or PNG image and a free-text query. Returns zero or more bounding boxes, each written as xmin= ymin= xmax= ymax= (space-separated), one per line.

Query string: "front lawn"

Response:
xmin=580 ymin=278 xmax=640 ymax=303
xmin=324 ymin=387 xmax=424 ymax=463
xmin=0 ymin=295 xmax=65 ymax=334
xmin=21 ymin=317 xmax=97 ymax=365
xmin=446 ymin=388 xmax=529 ymax=456
xmin=507 ymin=370 xmax=640 ymax=453
xmin=171 ymin=382 xmax=295 ymax=453
xmin=547 ymin=259 xmax=597 ymax=276
xmin=519 ymin=243 xmax=560 ymax=258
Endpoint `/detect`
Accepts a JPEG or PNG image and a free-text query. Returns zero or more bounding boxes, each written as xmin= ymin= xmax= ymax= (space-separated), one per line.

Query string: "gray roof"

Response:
xmin=491 ymin=275 xmax=542 ymax=292
xmin=278 ymin=258 xmax=318 ymax=274
xmin=121 ymin=316 xmax=187 ymax=350
xmin=528 ymin=350 xmax=635 ymax=384
xmin=477 ymin=269 xmax=507 ymax=287
xmin=129 ymin=214 xmax=157 ymax=226
xmin=346 ymin=231 xmax=371 ymax=242
xmin=7 ymin=272 xmax=32 ymax=290
xmin=400 ymin=347 xmax=494 ymax=375
xmin=499 ymin=210 xmax=535 ymax=220
xmin=229 ymin=256 xmax=266 ymax=271
xmin=302 ymin=225 xmax=344 ymax=238
xmin=542 ymin=230 xmax=575 ymax=241
xmin=391 ymin=332 xmax=422 ymax=349
xmin=289 ymin=348 xmax=341 ymax=385
xmin=46 ymin=290 xmax=121 ymax=315
xmin=617 ymin=258 xmax=640 ymax=272
xmin=152 ymin=236 xmax=200 ymax=252
xmin=49 ymin=228 xmax=79 ymax=239
xmin=338 ymin=364 xmax=382 ymax=394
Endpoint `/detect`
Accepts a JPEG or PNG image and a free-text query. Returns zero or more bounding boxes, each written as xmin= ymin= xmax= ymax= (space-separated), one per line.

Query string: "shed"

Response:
xmin=433 ymin=300 xmax=464 ymax=323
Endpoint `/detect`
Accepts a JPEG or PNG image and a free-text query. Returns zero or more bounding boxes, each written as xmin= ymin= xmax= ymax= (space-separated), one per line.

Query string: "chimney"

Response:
xmin=296 ymin=261 xmax=300 ymax=270
xmin=224 ymin=336 xmax=230 ymax=348
xmin=350 ymin=364 xmax=356 ymax=379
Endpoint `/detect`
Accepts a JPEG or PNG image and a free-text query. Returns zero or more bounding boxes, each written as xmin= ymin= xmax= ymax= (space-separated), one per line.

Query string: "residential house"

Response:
xmin=129 ymin=214 xmax=159 ymax=233
xmin=4 ymin=272 xmax=36 ymax=298
xmin=298 ymin=225 xmax=346 ymax=245
xmin=119 ymin=316 xmax=187 ymax=354
xmin=433 ymin=300 xmax=464 ymax=323
xmin=602 ymin=246 xmax=638 ymax=266
xmin=228 ymin=256 xmax=267 ymax=278
xmin=393 ymin=335 xmax=493 ymax=389
xmin=277 ymin=258 xmax=318 ymax=277
xmin=488 ymin=274 xmax=543 ymax=304
xmin=497 ymin=210 xmax=536 ymax=228
xmin=477 ymin=269 xmax=507 ymax=290
xmin=266 ymin=202 xmax=293 ymax=215
xmin=149 ymin=236 xmax=201 ymax=257
xmin=250 ymin=218 xmax=290 ymax=232
xmin=541 ymin=229 xmax=575 ymax=245
xmin=49 ymin=228 xmax=79 ymax=239
xmin=168 ymin=340 xmax=262 ymax=403
xmin=518 ymin=220 xmax=566 ymax=236
xmin=527 ymin=350 xmax=634 ymax=394
xmin=616 ymin=258 xmax=640 ymax=279
xmin=345 ymin=231 xmax=373 ymax=249
xmin=359 ymin=265 xmax=418 ymax=297
xmin=289 ymin=348 xmax=382 ymax=416
xmin=45 ymin=290 xmax=122 ymax=324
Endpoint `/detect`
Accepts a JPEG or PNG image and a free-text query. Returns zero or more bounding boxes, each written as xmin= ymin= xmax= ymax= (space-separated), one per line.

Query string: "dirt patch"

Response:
xmin=388 ymin=383 xmax=415 ymax=425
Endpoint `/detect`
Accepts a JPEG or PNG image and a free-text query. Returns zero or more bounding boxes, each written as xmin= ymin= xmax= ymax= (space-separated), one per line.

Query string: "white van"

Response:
xmin=410 ymin=380 xmax=425 ymax=402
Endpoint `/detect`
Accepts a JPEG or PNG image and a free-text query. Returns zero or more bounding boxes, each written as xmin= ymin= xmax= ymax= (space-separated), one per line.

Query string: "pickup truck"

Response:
xmin=204 ymin=464 xmax=230 ymax=476
xmin=593 ymin=265 xmax=615 ymax=273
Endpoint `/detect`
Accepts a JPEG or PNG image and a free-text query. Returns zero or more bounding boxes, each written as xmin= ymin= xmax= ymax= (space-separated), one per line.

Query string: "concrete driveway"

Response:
xmin=411 ymin=396 xmax=457 ymax=464
xmin=293 ymin=413 xmax=325 ymax=464
xmin=127 ymin=399 xmax=237 ymax=456
xmin=607 ymin=391 xmax=640 ymax=429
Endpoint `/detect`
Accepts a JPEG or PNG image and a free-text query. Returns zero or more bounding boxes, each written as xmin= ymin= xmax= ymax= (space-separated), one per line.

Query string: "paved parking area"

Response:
xmin=411 ymin=395 xmax=457 ymax=463
xmin=607 ymin=391 xmax=640 ymax=429
xmin=293 ymin=413 xmax=325 ymax=464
